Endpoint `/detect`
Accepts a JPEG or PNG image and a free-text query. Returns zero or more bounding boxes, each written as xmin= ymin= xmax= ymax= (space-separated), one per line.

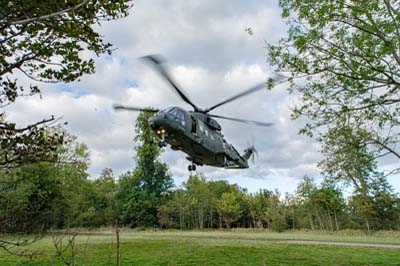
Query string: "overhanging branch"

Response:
xmin=8 ymin=0 xmax=89 ymax=26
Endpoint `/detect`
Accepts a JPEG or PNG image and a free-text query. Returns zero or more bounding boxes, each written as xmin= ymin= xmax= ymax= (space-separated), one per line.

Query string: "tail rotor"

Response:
xmin=244 ymin=137 xmax=258 ymax=164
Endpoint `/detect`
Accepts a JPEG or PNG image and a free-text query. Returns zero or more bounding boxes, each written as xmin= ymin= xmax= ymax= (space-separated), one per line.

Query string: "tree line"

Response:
xmin=159 ymin=174 xmax=400 ymax=232
xmin=1 ymin=113 xmax=399 ymax=234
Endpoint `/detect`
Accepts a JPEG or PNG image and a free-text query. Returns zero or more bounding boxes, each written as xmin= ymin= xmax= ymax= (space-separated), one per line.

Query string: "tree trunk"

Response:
xmin=209 ymin=210 xmax=214 ymax=229
xmin=226 ymin=219 xmax=231 ymax=229
xmin=327 ymin=212 xmax=334 ymax=231
xmin=179 ymin=209 xmax=183 ymax=230
xmin=308 ymin=214 xmax=315 ymax=230
xmin=316 ymin=213 xmax=324 ymax=231
xmin=116 ymin=225 xmax=120 ymax=266
xmin=199 ymin=208 xmax=204 ymax=229
xmin=292 ymin=209 xmax=295 ymax=229
xmin=334 ymin=212 xmax=339 ymax=231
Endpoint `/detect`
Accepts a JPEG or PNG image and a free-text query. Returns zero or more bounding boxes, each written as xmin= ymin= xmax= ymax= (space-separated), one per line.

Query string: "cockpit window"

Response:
xmin=161 ymin=107 xmax=173 ymax=113
xmin=168 ymin=108 xmax=178 ymax=117
xmin=166 ymin=108 xmax=185 ymax=127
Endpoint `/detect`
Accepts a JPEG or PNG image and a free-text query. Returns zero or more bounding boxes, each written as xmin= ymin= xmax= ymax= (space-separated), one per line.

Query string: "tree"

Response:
xmin=348 ymin=194 xmax=375 ymax=232
xmin=246 ymin=190 xmax=273 ymax=228
xmin=158 ymin=189 xmax=186 ymax=229
xmin=315 ymin=183 xmax=345 ymax=231
xmin=349 ymin=174 xmax=400 ymax=231
xmin=208 ymin=180 xmax=235 ymax=228
xmin=1 ymin=1 xmax=133 ymax=99
xmin=0 ymin=0 xmax=133 ymax=170
xmin=94 ymin=168 xmax=117 ymax=225
xmin=0 ymin=162 xmax=63 ymax=233
xmin=262 ymin=190 xmax=286 ymax=232
xmin=369 ymin=176 xmax=400 ymax=230
xmin=217 ymin=192 xmax=241 ymax=229
xmin=0 ymin=113 xmax=64 ymax=170
xmin=78 ymin=168 xmax=117 ymax=227
xmin=184 ymin=174 xmax=212 ymax=229
xmin=0 ymin=128 xmax=91 ymax=233
xmin=319 ymin=115 xmax=378 ymax=195
xmin=268 ymin=0 xmax=400 ymax=176
xmin=116 ymin=112 xmax=173 ymax=227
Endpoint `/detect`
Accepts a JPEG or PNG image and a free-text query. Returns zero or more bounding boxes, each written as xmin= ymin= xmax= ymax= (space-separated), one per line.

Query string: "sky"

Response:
xmin=6 ymin=0 xmax=400 ymax=194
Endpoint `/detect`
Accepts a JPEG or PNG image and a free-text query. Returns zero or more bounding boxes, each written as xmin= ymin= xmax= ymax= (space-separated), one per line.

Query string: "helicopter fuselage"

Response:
xmin=149 ymin=107 xmax=251 ymax=169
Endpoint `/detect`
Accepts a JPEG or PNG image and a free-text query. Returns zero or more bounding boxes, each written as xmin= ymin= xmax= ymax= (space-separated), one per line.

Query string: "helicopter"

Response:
xmin=114 ymin=55 xmax=278 ymax=171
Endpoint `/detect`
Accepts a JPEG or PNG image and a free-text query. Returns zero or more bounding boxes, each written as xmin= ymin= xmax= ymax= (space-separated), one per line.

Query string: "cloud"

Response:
xmin=7 ymin=0 xmax=398 ymax=194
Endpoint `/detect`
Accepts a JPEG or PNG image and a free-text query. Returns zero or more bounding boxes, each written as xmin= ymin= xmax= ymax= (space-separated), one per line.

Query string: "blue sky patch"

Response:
xmin=57 ymin=84 xmax=89 ymax=98
xmin=125 ymin=80 xmax=139 ymax=88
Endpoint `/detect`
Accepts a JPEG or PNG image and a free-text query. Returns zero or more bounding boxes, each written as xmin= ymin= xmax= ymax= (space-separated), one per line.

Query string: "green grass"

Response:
xmin=1 ymin=230 xmax=400 ymax=266
xmin=118 ymin=229 xmax=400 ymax=245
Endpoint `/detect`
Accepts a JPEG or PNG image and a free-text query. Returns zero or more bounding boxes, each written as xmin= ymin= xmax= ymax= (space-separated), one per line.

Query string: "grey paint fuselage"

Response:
xmin=149 ymin=107 xmax=250 ymax=168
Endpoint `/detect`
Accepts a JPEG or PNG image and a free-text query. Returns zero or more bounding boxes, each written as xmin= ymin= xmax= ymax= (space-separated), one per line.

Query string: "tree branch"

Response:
xmin=8 ymin=0 xmax=89 ymax=26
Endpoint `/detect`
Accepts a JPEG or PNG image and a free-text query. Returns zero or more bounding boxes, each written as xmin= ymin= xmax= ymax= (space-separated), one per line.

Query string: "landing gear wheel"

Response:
xmin=188 ymin=164 xmax=196 ymax=172
xmin=158 ymin=140 xmax=167 ymax=148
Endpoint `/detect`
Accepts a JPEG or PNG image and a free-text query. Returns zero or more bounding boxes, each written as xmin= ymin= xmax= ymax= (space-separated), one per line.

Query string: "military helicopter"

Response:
xmin=114 ymin=55 xmax=277 ymax=171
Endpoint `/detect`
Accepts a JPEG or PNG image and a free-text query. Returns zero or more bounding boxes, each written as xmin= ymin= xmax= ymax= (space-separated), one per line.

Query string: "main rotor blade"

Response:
xmin=140 ymin=55 xmax=199 ymax=111
xmin=209 ymin=114 xmax=274 ymax=127
xmin=113 ymin=104 xmax=159 ymax=113
xmin=205 ymin=82 xmax=265 ymax=113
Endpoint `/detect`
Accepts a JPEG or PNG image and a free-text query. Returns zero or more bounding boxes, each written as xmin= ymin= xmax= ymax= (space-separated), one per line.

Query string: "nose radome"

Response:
xmin=148 ymin=116 xmax=156 ymax=129
xmin=148 ymin=114 xmax=164 ymax=128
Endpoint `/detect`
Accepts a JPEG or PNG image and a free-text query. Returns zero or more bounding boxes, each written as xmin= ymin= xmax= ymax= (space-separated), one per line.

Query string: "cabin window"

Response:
xmin=199 ymin=124 xmax=204 ymax=134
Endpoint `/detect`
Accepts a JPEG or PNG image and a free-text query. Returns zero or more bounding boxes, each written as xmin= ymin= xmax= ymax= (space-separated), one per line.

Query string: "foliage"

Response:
xmin=115 ymin=112 xmax=173 ymax=227
xmin=157 ymin=172 xmax=400 ymax=231
xmin=0 ymin=129 xmax=91 ymax=233
xmin=184 ymin=174 xmax=212 ymax=229
xmin=0 ymin=162 xmax=63 ymax=233
xmin=268 ymin=0 xmax=400 ymax=176
xmin=217 ymin=192 xmax=241 ymax=229
xmin=0 ymin=0 xmax=133 ymax=101
xmin=0 ymin=0 xmax=133 ymax=170
xmin=77 ymin=168 xmax=117 ymax=227
xmin=0 ymin=115 xmax=65 ymax=171
xmin=319 ymin=115 xmax=378 ymax=194
xmin=296 ymin=176 xmax=346 ymax=231
xmin=348 ymin=175 xmax=400 ymax=231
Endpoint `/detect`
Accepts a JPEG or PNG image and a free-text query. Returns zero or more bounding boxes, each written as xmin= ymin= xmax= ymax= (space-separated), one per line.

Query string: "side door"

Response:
xmin=198 ymin=122 xmax=213 ymax=150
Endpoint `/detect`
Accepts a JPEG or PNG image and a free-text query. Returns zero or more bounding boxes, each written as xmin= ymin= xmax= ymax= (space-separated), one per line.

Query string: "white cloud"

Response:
xmin=5 ymin=0 xmax=398 ymax=194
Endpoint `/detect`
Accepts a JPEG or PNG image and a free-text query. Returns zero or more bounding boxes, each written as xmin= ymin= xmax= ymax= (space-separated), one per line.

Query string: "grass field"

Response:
xmin=1 ymin=230 xmax=400 ymax=265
